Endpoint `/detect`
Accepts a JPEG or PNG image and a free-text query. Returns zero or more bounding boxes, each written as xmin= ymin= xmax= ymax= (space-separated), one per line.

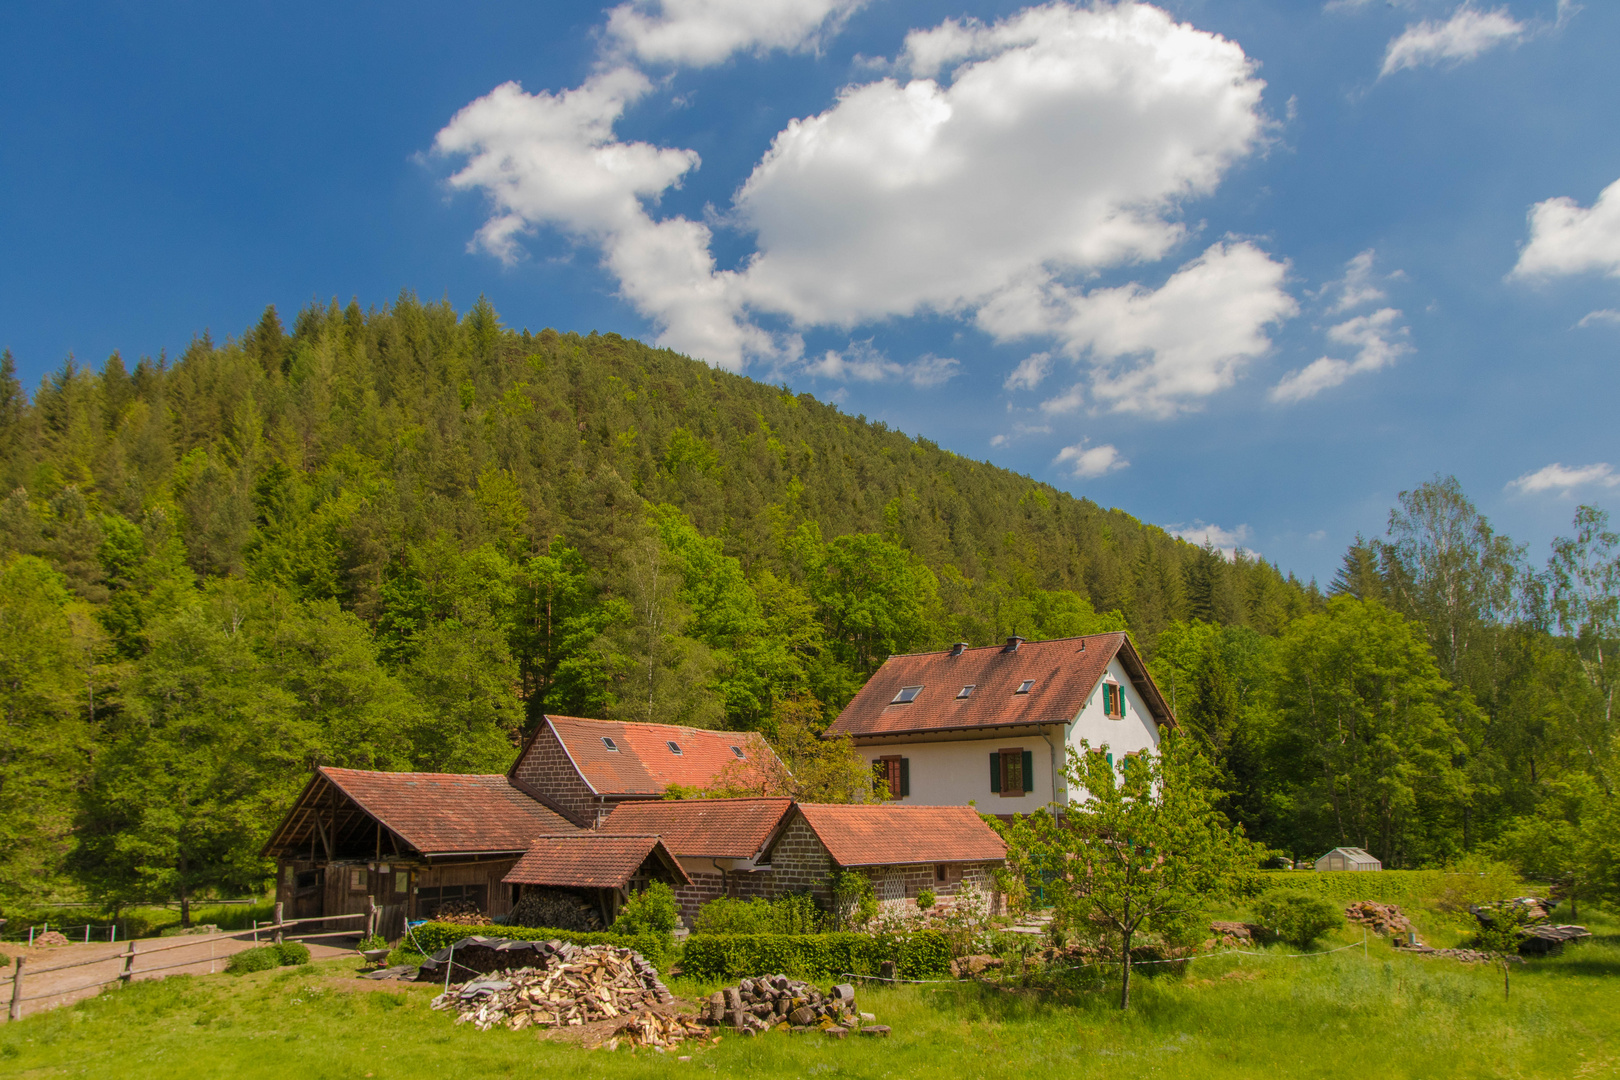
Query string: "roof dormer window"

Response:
xmin=1015 ymin=680 xmax=1035 ymax=694
xmin=601 ymin=737 xmax=618 ymax=751
xmin=891 ymin=685 xmax=923 ymax=704
xmin=667 ymin=740 xmax=683 ymax=755
xmin=957 ymin=685 xmax=975 ymax=699
xmin=730 ymin=745 xmax=745 ymax=759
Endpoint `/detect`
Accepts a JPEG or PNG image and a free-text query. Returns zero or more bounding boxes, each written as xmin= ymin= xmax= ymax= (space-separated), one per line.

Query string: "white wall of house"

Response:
xmin=1069 ymin=656 xmax=1162 ymax=765
xmin=863 ymin=730 xmax=1062 ymax=813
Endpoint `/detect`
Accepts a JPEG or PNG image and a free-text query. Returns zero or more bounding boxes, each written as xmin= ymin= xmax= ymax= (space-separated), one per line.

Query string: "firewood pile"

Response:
xmin=603 ymin=1010 xmax=713 ymax=1051
xmin=430 ymin=943 xmax=675 ymax=1035
xmin=1345 ymin=902 xmax=1413 ymax=936
xmin=699 ymin=975 xmax=882 ymax=1037
xmin=508 ymin=888 xmax=605 ymax=932
xmin=429 ymin=900 xmax=490 ymax=925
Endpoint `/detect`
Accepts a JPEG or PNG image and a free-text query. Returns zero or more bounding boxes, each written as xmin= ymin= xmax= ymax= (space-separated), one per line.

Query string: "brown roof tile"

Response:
xmin=789 ymin=804 xmax=1007 ymax=867
xmin=318 ymin=768 xmax=577 ymax=856
xmin=825 ymin=633 xmax=1173 ymax=739
xmin=599 ymin=798 xmax=794 ymax=859
xmin=542 ymin=715 xmax=778 ymax=796
xmin=502 ymin=835 xmax=691 ymax=889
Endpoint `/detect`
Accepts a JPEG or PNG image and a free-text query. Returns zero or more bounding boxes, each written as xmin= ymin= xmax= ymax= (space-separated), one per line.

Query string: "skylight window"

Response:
xmin=601 ymin=737 xmax=618 ymax=751
xmin=957 ymin=685 xmax=975 ymax=699
xmin=730 ymin=745 xmax=746 ymax=759
xmin=667 ymin=740 xmax=683 ymax=756
xmin=891 ymin=685 xmax=923 ymax=704
xmin=1015 ymin=680 xmax=1035 ymax=694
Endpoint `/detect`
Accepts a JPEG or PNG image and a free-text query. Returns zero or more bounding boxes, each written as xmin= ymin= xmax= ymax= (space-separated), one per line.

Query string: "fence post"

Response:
xmin=84 ymin=925 xmax=90 ymax=945
xmin=8 ymin=957 xmax=23 ymax=1022
xmin=367 ymin=898 xmax=377 ymax=940
xmin=120 ymin=941 xmax=136 ymax=983
xmin=273 ymin=903 xmax=284 ymax=945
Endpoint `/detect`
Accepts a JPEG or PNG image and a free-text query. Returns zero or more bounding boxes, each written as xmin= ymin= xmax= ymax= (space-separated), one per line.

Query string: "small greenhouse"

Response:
xmin=1314 ymin=846 xmax=1382 ymax=872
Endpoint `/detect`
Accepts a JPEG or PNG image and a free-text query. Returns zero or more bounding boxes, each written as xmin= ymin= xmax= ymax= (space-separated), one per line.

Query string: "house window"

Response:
xmin=957 ymin=685 xmax=975 ymax=699
xmin=348 ymin=868 xmax=367 ymax=892
xmin=874 ymin=755 xmax=910 ymax=799
xmin=936 ymin=864 xmax=948 ymax=882
xmin=1015 ymin=680 xmax=1034 ymax=694
xmin=1103 ymin=683 xmax=1124 ymax=718
xmin=730 ymin=745 xmax=746 ymax=759
xmin=891 ymin=685 xmax=923 ymax=704
xmin=602 ymin=736 xmax=619 ymax=751
xmin=990 ymin=749 xmax=1033 ymax=796
xmin=394 ymin=871 xmax=408 ymax=894
xmin=667 ymin=740 xmax=683 ymax=755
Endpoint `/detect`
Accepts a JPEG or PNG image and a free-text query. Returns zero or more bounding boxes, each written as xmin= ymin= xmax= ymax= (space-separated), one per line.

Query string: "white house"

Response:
xmin=824 ymin=633 xmax=1177 ymax=816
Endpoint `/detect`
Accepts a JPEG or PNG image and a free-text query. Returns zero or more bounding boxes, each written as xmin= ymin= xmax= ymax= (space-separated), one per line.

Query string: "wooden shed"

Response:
xmin=502 ymin=834 xmax=690 ymax=926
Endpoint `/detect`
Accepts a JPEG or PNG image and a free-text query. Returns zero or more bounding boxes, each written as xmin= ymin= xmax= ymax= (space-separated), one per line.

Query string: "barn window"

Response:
xmin=891 ymin=685 xmax=922 ymax=704
xmin=348 ymin=868 xmax=367 ymax=892
xmin=602 ymin=737 xmax=618 ymax=751
xmin=667 ymin=740 xmax=683 ymax=755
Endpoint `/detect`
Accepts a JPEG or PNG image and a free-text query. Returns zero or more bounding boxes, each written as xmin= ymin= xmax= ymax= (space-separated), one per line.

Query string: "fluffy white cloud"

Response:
xmin=1512 ymin=177 xmax=1620 ymax=280
xmin=991 ymin=241 xmax=1297 ymax=417
xmin=1323 ymin=249 xmax=1388 ymax=313
xmin=1271 ymin=307 xmax=1411 ymax=402
xmin=1578 ymin=309 xmax=1620 ymax=328
xmin=800 ymin=342 xmax=961 ymax=386
xmin=1055 ymin=441 xmax=1129 ymax=478
xmin=440 ymin=1 xmax=1285 ymax=400
xmin=604 ymin=0 xmax=867 ymax=67
xmin=1003 ymin=352 xmax=1053 ymax=391
xmin=1507 ymin=462 xmax=1620 ymax=494
xmin=1381 ymin=5 xmax=1527 ymax=75
xmin=1169 ymin=520 xmax=1252 ymax=558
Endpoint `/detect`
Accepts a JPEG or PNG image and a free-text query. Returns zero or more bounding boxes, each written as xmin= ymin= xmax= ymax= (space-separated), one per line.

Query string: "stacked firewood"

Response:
xmin=431 ymin=944 xmax=675 ymax=1034
xmin=1345 ymin=902 xmax=1413 ymax=936
xmin=699 ymin=975 xmax=880 ymax=1037
xmin=507 ymin=888 xmax=605 ymax=932
xmin=604 ymin=1010 xmax=713 ymax=1051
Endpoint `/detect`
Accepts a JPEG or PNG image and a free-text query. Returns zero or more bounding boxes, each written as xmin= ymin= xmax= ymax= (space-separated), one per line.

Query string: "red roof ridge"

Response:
xmin=877 ymin=631 xmax=1128 ymax=661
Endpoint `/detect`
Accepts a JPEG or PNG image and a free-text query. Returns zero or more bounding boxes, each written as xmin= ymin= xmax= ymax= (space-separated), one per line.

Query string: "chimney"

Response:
xmin=1004 ymin=635 xmax=1024 ymax=653
xmin=950 ymin=642 xmax=967 ymax=657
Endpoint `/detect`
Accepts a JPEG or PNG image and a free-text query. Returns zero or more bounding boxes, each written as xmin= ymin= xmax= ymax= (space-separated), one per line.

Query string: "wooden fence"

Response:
xmin=3 ymin=901 xmax=387 ymax=1022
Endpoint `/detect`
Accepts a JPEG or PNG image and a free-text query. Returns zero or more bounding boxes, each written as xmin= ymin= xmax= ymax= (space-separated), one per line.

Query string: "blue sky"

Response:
xmin=2 ymin=0 xmax=1616 ymax=585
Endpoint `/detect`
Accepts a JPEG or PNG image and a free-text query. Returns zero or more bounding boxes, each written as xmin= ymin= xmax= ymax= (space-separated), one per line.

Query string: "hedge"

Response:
xmin=681 ymin=930 xmax=953 ymax=982
xmin=404 ymin=922 xmax=675 ymax=971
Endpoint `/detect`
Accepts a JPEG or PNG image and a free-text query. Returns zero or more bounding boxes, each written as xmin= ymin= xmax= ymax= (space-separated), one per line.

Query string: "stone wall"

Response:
xmin=511 ymin=723 xmax=598 ymax=823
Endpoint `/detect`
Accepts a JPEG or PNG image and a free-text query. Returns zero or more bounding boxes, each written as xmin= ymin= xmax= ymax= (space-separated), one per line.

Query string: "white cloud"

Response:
xmin=1004 ymin=352 xmax=1053 ymax=391
xmin=1507 ymin=462 xmax=1620 ymax=495
xmin=1322 ymin=249 xmax=1388 ymax=313
xmin=439 ymin=1 xmax=1286 ymax=402
xmin=604 ymin=0 xmax=867 ymax=67
xmin=799 ymin=341 xmax=960 ymax=386
xmin=1055 ymin=441 xmax=1129 ymax=478
xmin=986 ymin=241 xmax=1297 ymax=417
xmin=1577 ymin=309 xmax=1620 ymax=328
xmin=1381 ymin=5 xmax=1528 ymax=76
xmin=1271 ymin=307 xmax=1411 ymax=402
xmin=1511 ymin=177 xmax=1620 ymax=281
xmin=1169 ymin=520 xmax=1253 ymax=558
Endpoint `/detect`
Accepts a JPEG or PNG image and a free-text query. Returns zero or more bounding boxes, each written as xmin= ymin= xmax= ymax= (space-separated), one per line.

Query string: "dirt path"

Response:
xmin=1 ymin=934 xmax=360 ymax=1019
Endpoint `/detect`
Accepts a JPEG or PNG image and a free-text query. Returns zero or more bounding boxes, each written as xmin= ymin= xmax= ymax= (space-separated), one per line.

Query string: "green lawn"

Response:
xmin=3 ymin=919 xmax=1617 ymax=1079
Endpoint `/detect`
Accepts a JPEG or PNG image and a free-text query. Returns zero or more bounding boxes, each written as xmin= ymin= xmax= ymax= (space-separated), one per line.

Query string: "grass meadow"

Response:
xmin=3 ymin=910 xmax=1618 ymax=1080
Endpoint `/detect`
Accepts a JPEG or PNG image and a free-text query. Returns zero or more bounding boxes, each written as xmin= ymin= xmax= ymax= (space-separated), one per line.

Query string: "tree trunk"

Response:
xmin=179 ymin=852 xmax=191 ymax=929
xmin=1119 ymin=928 xmax=1133 ymax=1010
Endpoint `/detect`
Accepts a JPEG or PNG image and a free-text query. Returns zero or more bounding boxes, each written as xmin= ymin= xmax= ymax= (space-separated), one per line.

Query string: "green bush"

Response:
xmin=1253 ymin=890 xmax=1344 ymax=948
xmin=681 ymin=930 xmax=953 ymax=981
xmin=225 ymin=947 xmax=279 ymax=975
xmin=613 ymin=882 xmax=677 ymax=937
xmin=274 ymin=941 xmax=310 ymax=966
xmin=917 ymin=888 xmax=936 ymax=910
xmin=404 ymin=922 xmax=674 ymax=971
xmin=691 ymin=894 xmax=824 ymax=935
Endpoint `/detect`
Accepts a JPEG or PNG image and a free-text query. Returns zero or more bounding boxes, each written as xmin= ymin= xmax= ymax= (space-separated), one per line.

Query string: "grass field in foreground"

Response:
xmin=2 ymin=919 xmax=1618 ymax=1080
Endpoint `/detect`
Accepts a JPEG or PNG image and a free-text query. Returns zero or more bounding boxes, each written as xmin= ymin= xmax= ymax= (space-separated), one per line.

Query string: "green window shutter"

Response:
xmin=1103 ymin=685 xmax=1113 ymax=714
xmin=1105 ymin=752 xmax=1114 ymax=769
xmin=990 ymin=753 xmax=1001 ymax=792
xmin=1021 ymin=750 xmax=1034 ymax=793
xmin=900 ymin=758 xmax=911 ymax=798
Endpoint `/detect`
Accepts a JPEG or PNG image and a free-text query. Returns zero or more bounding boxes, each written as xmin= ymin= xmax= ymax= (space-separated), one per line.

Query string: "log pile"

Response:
xmin=1345 ymin=902 xmax=1413 ymax=936
xmin=508 ymin=888 xmax=605 ymax=932
xmin=430 ymin=943 xmax=675 ymax=1034
xmin=604 ymin=1010 xmax=712 ymax=1051
xmin=697 ymin=975 xmax=873 ymax=1036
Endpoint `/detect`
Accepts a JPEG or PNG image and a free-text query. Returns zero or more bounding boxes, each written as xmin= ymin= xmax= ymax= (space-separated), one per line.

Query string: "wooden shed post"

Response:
xmin=273 ymin=902 xmax=284 ymax=945
xmin=366 ymin=897 xmax=377 ymax=940
xmin=8 ymin=957 xmax=23 ymax=1022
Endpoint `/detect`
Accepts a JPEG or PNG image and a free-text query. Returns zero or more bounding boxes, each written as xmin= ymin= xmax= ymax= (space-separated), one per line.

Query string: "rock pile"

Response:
xmin=1394 ymin=939 xmax=1523 ymax=965
xmin=699 ymin=976 xmax=881 ymax=1037
xmin=1205 ymin=921 xmax=1264 ymax=949
xmin=429 ymin=943 xmax=674 ymax=1032
xmin=33 ymin=931 xmax=70 ymax=947
xmin=949 ymin=954 xmax=1005 ymax=978
xmin=508 ymin=888 xmax=605 ymax=932
xmin=1345 ymin=902 xmax=1412 ymax=936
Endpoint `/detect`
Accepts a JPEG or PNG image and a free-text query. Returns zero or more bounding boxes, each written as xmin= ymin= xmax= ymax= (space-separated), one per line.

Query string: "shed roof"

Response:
xmin=599 ymin=798 xmax=794 ymax=859
xmin=783 ymin=804 xmax=1007 ymax=868
xmin=502 ymin=835 xmax=691 ymax=889
xmin=529 ymin=715 xmax=778 ymax=796
xmin=825 ymin=634 xmax=1174 ymax=740
xmin=263 ymin=767 xmax=577 ymax=859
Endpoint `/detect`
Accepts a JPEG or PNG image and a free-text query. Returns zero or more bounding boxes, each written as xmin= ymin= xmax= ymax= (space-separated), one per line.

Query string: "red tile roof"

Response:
xmin=317 ymin=768 xmax=577 ymax=856
xmin=540 ymin=715 xmax=779 ymax=796
xmin=599 ymin=798 xmax=794 ymax=859
xmin=788 ymin=804 xmax=1007 ymax=867
xmin=502 ymin=835 xmax=691 ymax=889
xmin=824 ymin=633 xmax=1174 ymax=739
